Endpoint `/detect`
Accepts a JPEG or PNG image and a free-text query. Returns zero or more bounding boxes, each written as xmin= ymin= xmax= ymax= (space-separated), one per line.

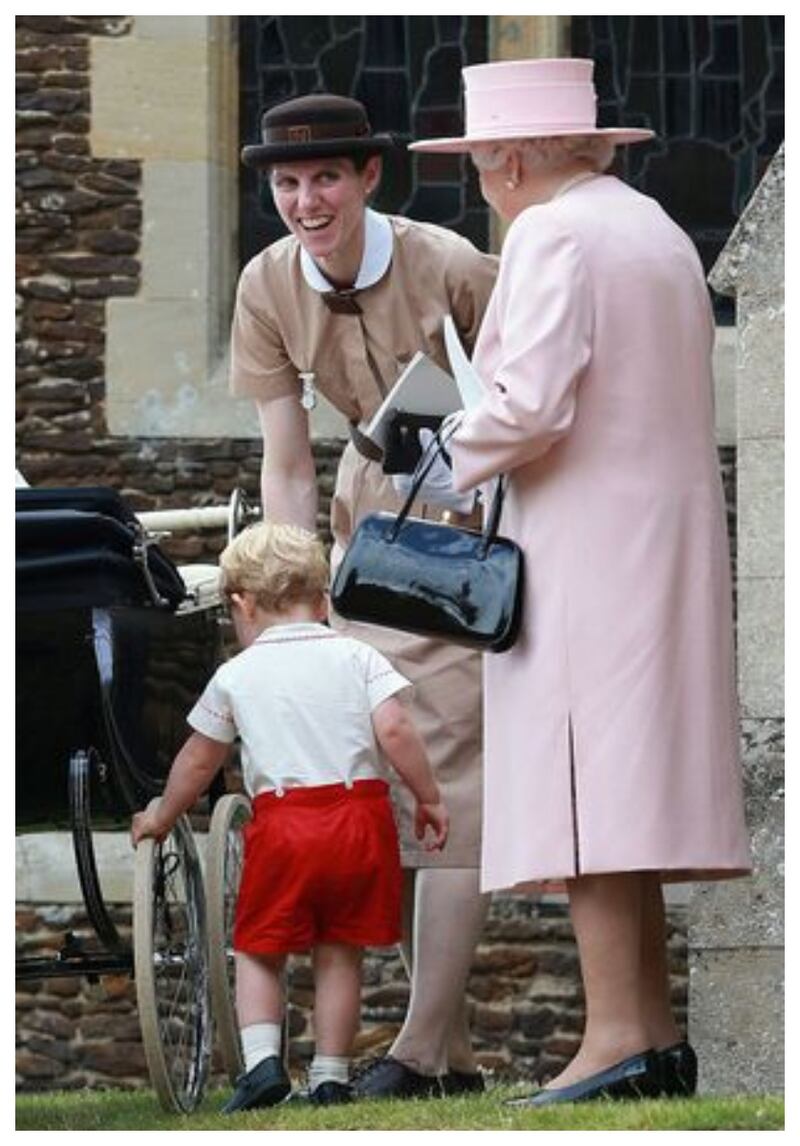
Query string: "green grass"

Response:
xmin=15 ymin=1085 xmax=784 ymax=1132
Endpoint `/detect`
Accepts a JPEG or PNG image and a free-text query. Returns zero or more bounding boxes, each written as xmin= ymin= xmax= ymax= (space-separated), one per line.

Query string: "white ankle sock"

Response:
xmin=309 ymin=1054 xmax=350 ymax=1091
xmin=241 ymin=1022 xmax=283 ymax=1073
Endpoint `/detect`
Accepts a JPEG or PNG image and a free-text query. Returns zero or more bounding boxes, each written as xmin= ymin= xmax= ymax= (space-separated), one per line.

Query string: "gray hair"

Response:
xmin=471 ymin=135 xmax=615 ymax=175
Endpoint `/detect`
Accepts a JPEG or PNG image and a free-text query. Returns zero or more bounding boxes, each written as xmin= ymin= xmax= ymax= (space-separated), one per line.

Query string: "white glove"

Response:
xmin=391 ymin=428 xmax=476 ymax=513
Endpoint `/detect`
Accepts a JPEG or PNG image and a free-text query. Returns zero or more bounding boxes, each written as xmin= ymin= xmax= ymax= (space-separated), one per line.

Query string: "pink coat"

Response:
xmin=450 ymin=175 xmax=751 ymax=893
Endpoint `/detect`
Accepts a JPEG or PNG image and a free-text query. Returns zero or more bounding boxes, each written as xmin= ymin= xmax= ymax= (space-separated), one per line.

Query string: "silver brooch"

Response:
xmin=299 ymin=372 xmax=317 ymax=411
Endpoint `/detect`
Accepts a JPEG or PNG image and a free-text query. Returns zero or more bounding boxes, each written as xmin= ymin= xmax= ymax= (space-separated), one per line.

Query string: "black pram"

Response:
xmin=16 ymin=485 xmax=225 ymax=1111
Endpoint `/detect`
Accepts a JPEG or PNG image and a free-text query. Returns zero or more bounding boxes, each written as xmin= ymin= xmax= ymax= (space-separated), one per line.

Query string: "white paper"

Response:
xmin=364 ymin=351 xmax=462 ymax=450
xmin=443 ymin=315 xmax=485 ymax=411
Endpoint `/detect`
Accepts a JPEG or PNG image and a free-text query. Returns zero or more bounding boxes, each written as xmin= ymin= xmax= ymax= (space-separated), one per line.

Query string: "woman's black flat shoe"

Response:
xmin=506 ymin=1049 xmax=661 ymax=1108
xmin=309 ymin=1080 xmax=353 ymax=1105
xmin=352 ymin=1055 xmax=441 ymax=1099
xmin=657 ymin=1041 xmax=697 ymax=1097
xmin=441 ymin=1069 xmax=485 ymax=1096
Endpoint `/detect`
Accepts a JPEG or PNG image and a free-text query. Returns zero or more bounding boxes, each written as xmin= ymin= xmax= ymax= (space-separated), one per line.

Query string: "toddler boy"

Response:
xmin=131 ymin=522 xmax=447 ymax=1111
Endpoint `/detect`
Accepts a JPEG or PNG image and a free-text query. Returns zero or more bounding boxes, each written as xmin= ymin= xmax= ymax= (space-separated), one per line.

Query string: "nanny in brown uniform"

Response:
xmin=229 ymin=94 xmax=498 ymax=1098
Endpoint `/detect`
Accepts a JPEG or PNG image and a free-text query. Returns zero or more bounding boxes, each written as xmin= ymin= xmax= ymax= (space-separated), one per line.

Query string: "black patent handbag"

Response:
xmin=331 ymin=429 xmax=524 ymax=652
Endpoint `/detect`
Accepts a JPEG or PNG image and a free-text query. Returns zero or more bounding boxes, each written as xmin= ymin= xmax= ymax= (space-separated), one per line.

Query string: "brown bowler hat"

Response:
xmin=241 ymin=94 xmax=395 ymax=168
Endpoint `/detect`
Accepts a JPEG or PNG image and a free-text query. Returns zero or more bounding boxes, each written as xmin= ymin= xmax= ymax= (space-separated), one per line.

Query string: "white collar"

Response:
xmin=300 ymin=209 xmax=393 ymax=293
xmin=254 ymin=622 xmax=336 ymax=645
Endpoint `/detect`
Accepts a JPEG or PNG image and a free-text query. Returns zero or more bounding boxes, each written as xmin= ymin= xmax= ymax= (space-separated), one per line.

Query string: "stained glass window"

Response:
xmin=238 ymin=15 xmax=489 ymax=266
xmin=571 ymin=15 xmax=784 ymax=321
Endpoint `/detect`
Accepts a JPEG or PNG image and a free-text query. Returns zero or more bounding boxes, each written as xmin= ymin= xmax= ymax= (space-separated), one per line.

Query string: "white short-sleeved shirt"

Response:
xmin=188 ymin=622 xmax=411 ymax=796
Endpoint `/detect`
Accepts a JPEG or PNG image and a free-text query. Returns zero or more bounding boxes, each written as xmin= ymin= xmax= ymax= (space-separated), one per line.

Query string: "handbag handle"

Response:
xmin=388 ymin=420 xmax=506 ymax=560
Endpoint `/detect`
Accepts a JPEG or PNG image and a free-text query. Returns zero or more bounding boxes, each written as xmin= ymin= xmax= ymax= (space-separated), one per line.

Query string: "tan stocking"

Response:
xmin=391 ymin=867 xmax=490 ymax=1076
xmin=639 ymin=874 xmax=682 ymax=1049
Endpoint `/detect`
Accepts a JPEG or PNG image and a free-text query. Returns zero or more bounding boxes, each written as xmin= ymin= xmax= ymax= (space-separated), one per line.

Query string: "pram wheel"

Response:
xmin=206 ymin=793 xmax=251 ymax=1084
xmin=134 ymin=815 xmax=211 ymax=1112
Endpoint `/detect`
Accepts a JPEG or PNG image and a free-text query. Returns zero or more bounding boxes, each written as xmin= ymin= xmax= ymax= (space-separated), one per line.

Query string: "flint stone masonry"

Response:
xmin=15 ymin=897 xmax=689 ymax=1092
xmin=17 ymin=834 xmax=689 ymax=1091
xmin=16 ymin=14 xmax=340 ymax=555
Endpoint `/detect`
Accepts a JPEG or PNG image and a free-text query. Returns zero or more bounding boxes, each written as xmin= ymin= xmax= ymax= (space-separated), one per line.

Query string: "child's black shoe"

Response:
xmin=222 ymin=1055 xmax=291 ymax=1113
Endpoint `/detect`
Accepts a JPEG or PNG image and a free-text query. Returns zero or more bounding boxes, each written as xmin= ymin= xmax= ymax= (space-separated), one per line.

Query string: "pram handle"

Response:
xmin=137 ymin=506 xmax=230 ymax=531
xmin=137 ymin=488 xmax=260 ymax=540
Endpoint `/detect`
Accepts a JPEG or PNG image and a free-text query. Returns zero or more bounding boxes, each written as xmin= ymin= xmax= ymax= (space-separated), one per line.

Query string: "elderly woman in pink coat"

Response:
xmin=409 ymin=58 xmax=751 ymax=1105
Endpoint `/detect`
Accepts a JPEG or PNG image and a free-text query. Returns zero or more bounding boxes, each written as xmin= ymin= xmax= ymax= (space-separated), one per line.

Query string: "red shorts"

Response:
xmin=233 ymin=779 xmax=402 ymax=954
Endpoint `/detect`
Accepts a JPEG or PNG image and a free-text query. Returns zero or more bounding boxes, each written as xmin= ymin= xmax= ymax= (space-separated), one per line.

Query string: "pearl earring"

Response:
xmin=505 ymin=177 xmax=518 ymax=190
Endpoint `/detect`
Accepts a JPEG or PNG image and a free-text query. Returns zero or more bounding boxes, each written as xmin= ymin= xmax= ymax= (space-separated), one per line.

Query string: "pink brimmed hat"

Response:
xmin=409 ymin=58 xmax=654 ymax=153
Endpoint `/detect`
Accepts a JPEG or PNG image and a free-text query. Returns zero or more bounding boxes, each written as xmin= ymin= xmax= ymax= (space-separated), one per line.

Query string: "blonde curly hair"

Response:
xmin=219 ymin=521 xmax=329 ymax=614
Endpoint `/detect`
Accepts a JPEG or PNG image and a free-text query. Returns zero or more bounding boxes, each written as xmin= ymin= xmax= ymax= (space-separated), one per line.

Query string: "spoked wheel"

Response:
xmin=206 ymin=793 xmax=252 ymax=1084
xmin=134 ymin=815 xmax=211 ymax=1112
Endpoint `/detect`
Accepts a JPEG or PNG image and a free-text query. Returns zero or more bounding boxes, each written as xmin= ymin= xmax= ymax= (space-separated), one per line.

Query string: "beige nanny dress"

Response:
xmin=230 ymin=209 xmax=498 ymax=867
xmin=449 ymin=175 xmax=752 ymax=892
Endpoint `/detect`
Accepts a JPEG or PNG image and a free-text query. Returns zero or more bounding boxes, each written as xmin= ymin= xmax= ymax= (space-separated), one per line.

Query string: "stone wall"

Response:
xmin=16 ymin=14 xmax=341 ymax=560
xmin=16 ymin=898 xmax=689 ymax=1092
xmin=692 ymin=147 xmax=785 ymax=1096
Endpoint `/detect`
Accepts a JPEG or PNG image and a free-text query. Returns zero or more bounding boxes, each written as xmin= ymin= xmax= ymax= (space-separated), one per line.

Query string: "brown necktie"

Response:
xmin=321 ymin=289 xmax=362 ymax=315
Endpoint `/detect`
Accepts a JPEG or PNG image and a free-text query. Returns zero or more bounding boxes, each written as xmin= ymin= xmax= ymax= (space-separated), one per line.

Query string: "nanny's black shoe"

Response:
xmin=352 ymin=1055 xmax=441 ymax=1099
xmin=441 ymin=1069 xmax=486 ymax=1096
xmin=309 ymin=1080 xmax=353 ymax=1105
xmin=657 ymin=1041 xmax=698 ymax=1097
xmin=221 ymin=1055 xmax=291 ymax=1113
xmin=506 ymin=1049 xmax=662 ymax=1108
